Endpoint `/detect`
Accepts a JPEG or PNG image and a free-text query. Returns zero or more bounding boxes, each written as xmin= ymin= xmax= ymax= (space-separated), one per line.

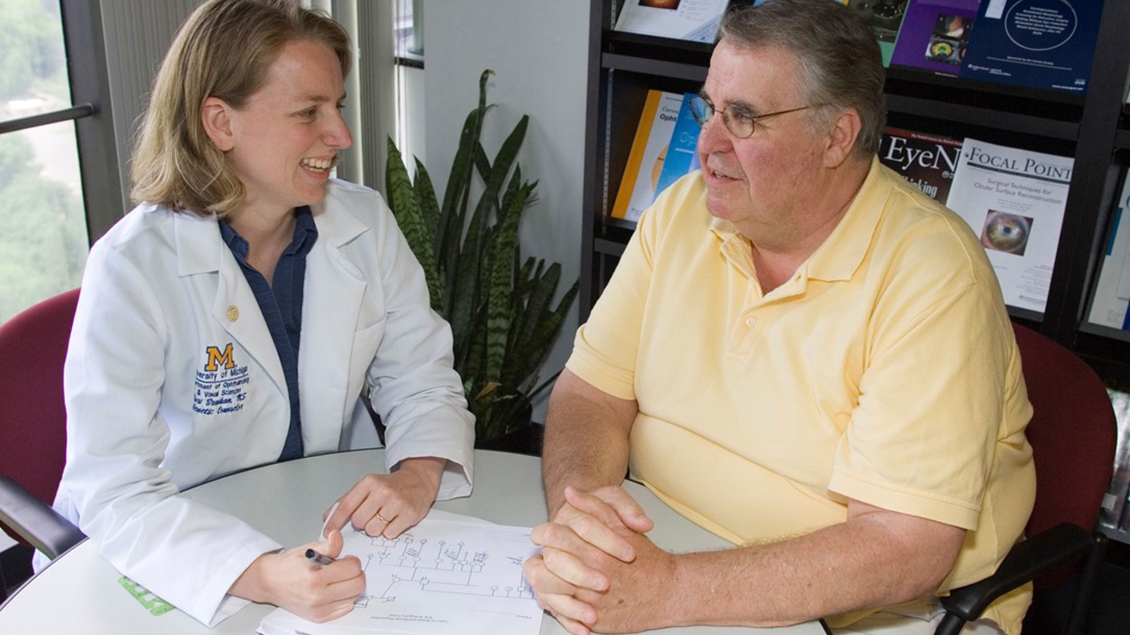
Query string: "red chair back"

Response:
xmin=1013 ymin=323 xmax=1117 ymax=543
xmin=0 ymin=288 xmax=80 ymax=544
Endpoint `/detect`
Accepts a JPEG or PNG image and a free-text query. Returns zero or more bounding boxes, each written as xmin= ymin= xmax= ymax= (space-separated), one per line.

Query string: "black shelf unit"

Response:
xmin=581 ymin=0 xmax=1130 ymax=391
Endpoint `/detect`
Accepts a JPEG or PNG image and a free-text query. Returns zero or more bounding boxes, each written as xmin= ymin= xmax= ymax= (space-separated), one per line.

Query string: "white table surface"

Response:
xmin=0 ymin=449 xmax=827 ymax=635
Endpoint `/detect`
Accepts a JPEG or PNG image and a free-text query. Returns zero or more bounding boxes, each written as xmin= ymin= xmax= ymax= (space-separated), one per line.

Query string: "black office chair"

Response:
xmin=935 ymin=323 xmax=1117 ymax=635
xmin=0 ymin=289 xmax=87 ymax=599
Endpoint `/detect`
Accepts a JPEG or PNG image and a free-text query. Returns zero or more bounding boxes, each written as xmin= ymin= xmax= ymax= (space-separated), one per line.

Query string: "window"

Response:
xmin=0 ymin=0 xmax=87 ymax=322
xmin=395 ymin=0 xmax=423 ymax=63
xmin=0 ymin=0 xmax=119 ymax=324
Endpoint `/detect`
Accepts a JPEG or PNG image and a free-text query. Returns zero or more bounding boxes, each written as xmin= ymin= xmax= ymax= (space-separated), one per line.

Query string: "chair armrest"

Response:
xmin=0 ymin=475 xmax=85 ymax=559
xmin=940 ymin=522 xmax=1093 ymax=622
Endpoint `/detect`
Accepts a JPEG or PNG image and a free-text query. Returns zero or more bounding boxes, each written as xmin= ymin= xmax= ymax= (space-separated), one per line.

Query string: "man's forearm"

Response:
xmin=660 ymin=504 xmax=965 ymax=628
xmin=541 ymin=370 xmax=638 ymax=515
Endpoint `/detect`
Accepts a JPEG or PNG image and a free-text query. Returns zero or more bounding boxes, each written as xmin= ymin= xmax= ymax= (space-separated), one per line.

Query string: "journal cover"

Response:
xmin=890 ymin=0 xmax=981 ymax=77
xmin=653 ymin=93 xmax=703 ymax=197
xmin=946 ymin=137 xmax=1073 ymax=313
xmin=878 ymin=127 xmax=965 ymax=204
xmin=611 ymin=90 xmax=683 ymax=222
xmin=959 ymin=0 xmax=1103 ymax=94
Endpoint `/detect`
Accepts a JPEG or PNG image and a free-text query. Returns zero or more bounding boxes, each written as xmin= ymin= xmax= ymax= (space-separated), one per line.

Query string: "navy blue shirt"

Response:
xmin=219 ymin=207 xmax=317 ymax=461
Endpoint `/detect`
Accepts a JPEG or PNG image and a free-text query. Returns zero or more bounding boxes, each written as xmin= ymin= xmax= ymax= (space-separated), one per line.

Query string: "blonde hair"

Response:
xmin=130 ymin=0 xmax=351 ymax=215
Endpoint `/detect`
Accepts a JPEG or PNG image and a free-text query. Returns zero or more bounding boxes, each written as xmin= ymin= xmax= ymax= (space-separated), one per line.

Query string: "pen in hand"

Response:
xmin=307 ymin=500 xmax=342 ymax=565
xmin=305 ymin=548 xmax=335 ymax=566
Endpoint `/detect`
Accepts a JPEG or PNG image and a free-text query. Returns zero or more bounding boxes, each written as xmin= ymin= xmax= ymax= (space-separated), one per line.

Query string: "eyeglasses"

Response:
xmin=689 ymin=95 xmax=810 ymax=139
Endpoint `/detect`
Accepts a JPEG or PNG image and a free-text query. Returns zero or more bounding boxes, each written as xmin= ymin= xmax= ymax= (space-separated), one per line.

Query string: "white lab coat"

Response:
xmin=49 ymin=179 xmax=475 ymax=626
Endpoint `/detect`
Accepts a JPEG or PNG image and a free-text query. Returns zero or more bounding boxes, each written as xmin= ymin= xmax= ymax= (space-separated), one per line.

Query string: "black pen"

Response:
xmin=305 ymin=548 xmax=335 ymax=566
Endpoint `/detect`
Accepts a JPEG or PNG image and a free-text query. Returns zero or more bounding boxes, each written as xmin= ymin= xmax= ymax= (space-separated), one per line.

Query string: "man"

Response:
xmin=522 ymin=1 xmax=1035 ymax=634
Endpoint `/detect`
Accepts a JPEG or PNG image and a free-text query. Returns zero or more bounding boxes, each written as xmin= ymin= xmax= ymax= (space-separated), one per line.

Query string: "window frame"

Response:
xmin=0 ymin=0 xmax=123 ymax=246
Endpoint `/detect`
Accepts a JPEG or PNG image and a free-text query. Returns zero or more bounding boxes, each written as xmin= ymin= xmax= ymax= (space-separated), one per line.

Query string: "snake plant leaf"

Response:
xmin=484 ymin=179 xmax=532 ymax=383
xmin=512 ymin=260 xmax=558 ymax=353
xmin=513 ymin=256 xmax=537 ymax=297
xmin=441 ymin=70 xmax=493 ymax=223
xmin=410 ymin=158 xmax=445 ymax=314
xmin=490 ymin=165 xmax=524 ymax=287
xmin=438 ymin=103 xmax=495 ymax=289
xmin=507 ymin=265 xmax=578 ymax=391
xmin=469 ymin=140 xmax=499 ymax=249
xmin=507 ymin=282 xmax=577 ymax=392
xmin=411 ymin=157 xmax=440 ymax=241
xmin=483 ymin=116 xmax=529 ymax=214
xmin=473 ymin=141 xmax=492 ymax=183
xmin=448 ymin=188 xmax=488 ymax=359
xmin=384 ymin=137 xmax=442 ymax=312
xmin=505 ymin=257 xmax=547 ymax=373
xmin=457 ymin=299 xmax=487 ymax=378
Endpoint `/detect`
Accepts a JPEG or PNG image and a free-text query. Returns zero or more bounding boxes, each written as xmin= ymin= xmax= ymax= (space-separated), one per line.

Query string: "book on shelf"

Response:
xmin=945 ymin=137 xmax=1073 ymax=314
xmin=960 ymin=0 xmax=1104 ymax=95
xmin=653 ymin=93 xmax=703 ymax=197
xmin=890 ymin=0 xmax=979 ymax=77
xmin=878 ymin=127 xmax=964 ymax=204
xmin=1100 ymin=389 xmax=1130 ymax=532
xmin=1085 ymin=171 xmax=1130 ymax=331
xmin=613 ymin=0 xmax=730 ymax=43
xmin=611 ymin=90 xmax=684 ymax=223
xmin=844 ymin=0 xmax=910 ymax=67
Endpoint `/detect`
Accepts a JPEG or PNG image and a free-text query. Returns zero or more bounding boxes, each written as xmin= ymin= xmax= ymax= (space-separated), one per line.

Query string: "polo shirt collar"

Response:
xmin=803 ymin=157 xmax=887 ymax=283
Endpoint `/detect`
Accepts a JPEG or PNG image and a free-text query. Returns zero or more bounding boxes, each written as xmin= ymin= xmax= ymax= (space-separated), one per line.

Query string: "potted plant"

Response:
xmin=384 ymin=70 xmax=578 ymax=451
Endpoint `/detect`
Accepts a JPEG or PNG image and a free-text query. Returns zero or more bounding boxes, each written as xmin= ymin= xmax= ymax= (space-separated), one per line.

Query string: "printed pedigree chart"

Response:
xmin=356 ymin=521 xmax=536 ymax=608
xmin=341 ymin=514 xmax=542 ymax=635
xmin=258 ymin=512 xmax=544 ymax=635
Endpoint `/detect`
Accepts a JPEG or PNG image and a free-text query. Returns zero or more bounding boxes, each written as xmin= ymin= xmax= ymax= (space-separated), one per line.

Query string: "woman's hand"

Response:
xmin=229 ymin=529 xmax=364 ymax=622
xmin=323 ymin=456 xmax=446 ymax=538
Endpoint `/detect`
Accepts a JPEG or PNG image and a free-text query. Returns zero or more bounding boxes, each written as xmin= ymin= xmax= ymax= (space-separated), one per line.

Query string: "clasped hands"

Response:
xmin=524 ymin=485 xmax=679 ymax=635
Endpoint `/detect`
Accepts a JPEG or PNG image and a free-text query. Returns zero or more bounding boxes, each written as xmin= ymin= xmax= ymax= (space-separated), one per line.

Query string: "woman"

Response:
xmin=48 ymin=0 xmax=474 ymax=626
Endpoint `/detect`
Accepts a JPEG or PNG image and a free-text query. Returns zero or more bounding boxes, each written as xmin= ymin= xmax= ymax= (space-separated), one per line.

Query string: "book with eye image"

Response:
xmin=878 ymin=127 xmax=964 ymax=204
xmin=945 ymin=137 xmax=1072 ymax=314
xmin=890 ymin=0 xmax=979 ymax=77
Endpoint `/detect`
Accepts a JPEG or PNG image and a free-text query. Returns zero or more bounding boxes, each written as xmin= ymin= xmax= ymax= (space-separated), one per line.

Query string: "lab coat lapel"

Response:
xmin=173 ymin=212 xmax=288 ymax=396
xmin=299 ymin=199 xmax=369 ymax=452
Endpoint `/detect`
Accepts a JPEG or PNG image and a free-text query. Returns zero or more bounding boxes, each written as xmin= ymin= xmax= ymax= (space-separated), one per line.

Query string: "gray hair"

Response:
xmin=718 ymin=0 xmax=886 ymax=158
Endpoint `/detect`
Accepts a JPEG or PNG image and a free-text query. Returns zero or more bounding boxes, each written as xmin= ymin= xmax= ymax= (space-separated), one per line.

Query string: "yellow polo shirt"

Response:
xmin=568 ymin=159 xmax=1036 ymax=633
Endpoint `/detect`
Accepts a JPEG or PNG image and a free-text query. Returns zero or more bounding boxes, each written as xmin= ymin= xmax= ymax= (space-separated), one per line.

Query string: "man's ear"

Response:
xmin=823 ymin=108 xmax=862 ymax=168
xmin=201 ymin=97 xmax=234 ymax=151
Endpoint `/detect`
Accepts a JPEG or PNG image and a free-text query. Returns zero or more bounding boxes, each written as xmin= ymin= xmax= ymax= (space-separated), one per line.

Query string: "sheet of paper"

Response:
xmin=258 ymin=510 xmax=542 ymax=635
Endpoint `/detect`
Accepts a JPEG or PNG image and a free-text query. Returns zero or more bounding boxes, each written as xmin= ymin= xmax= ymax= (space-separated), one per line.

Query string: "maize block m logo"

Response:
xmin=204 ymin=344 xmax=236 ymax=371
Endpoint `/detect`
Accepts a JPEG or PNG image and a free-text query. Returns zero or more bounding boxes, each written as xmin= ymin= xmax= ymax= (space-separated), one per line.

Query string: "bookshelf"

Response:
xmin=581 ymin=0 xmax=1130 ymax=392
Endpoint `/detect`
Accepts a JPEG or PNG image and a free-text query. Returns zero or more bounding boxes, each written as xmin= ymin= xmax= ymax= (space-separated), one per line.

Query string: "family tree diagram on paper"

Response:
xmin=258 ymin=512 xmax=544 ymax=635
xmin=336 ymin=514 xmax=542 ymax=635
xmin=355 ymin=520 xmax=534 ymax=604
